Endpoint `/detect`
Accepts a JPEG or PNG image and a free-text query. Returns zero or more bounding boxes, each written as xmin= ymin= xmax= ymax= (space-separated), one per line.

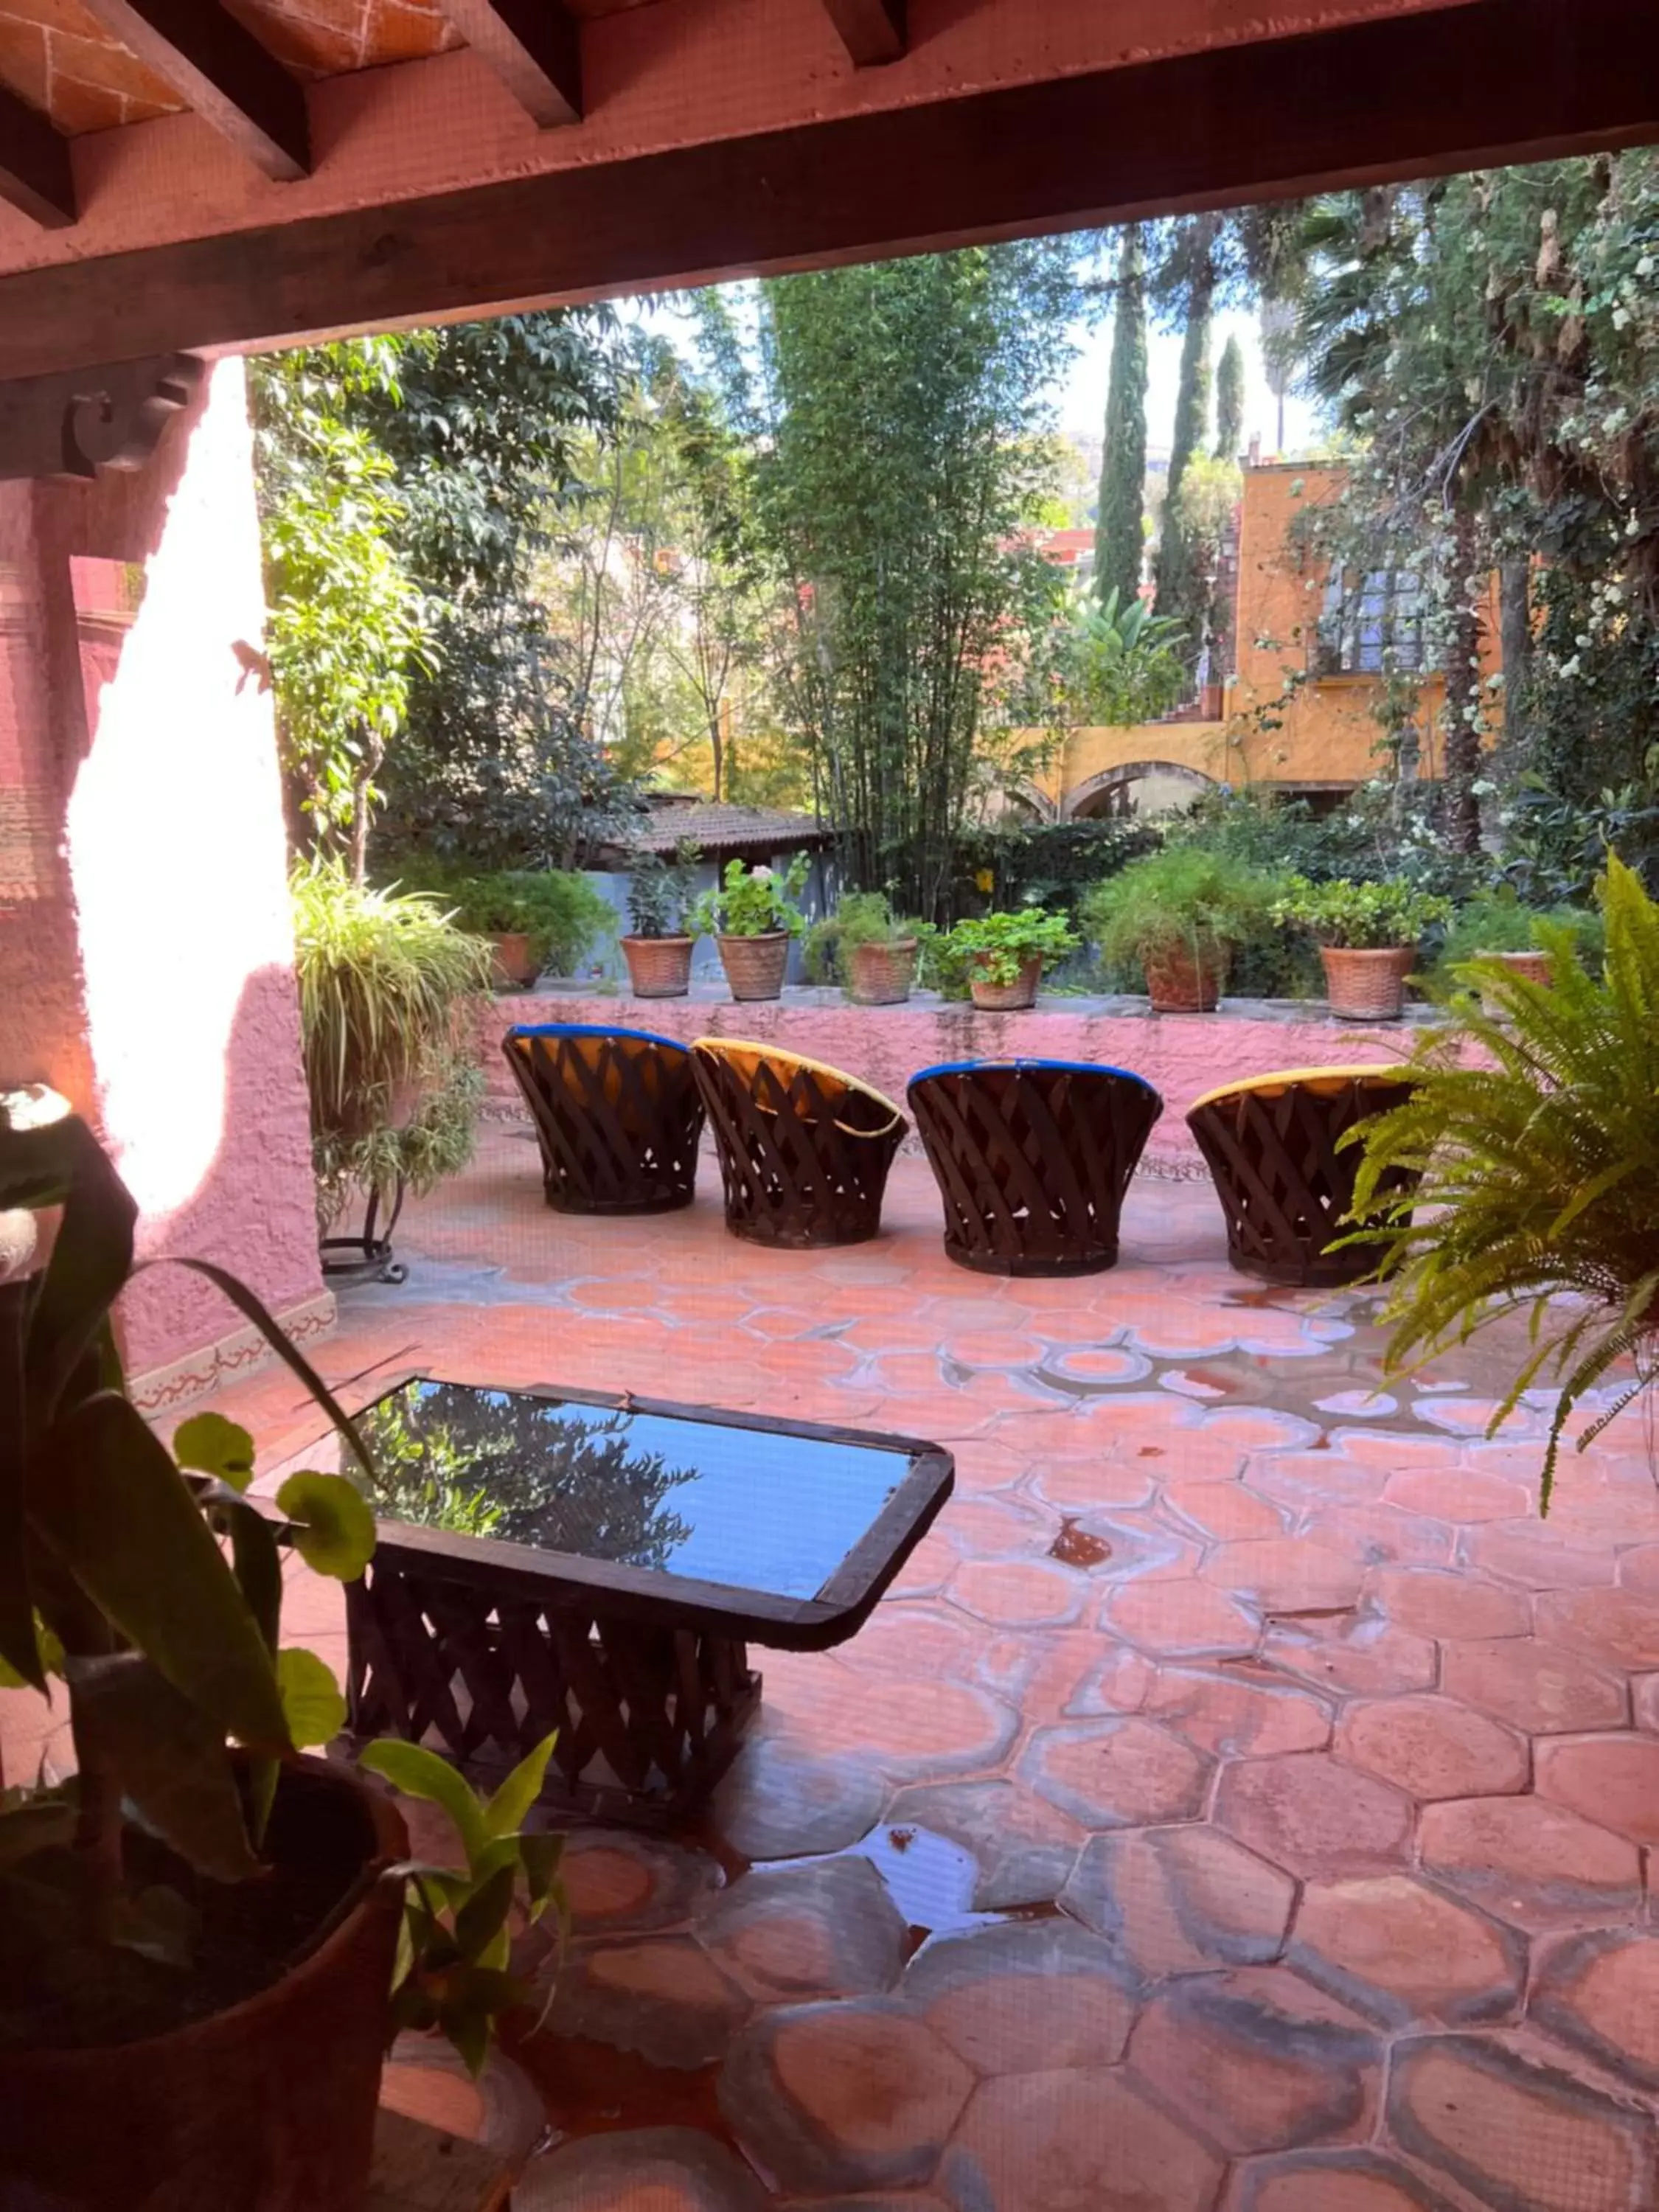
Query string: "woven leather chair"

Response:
xmin=1186 ymin=1062 xmax=1417 ymax=1287
xmin=691 ymin=1037 xmax=908 ymax=1248
xmin=502 ymin=1024 xmax=705 ymax=1214
xmin=907 ymin=1059 xmax=1164 ymax=1276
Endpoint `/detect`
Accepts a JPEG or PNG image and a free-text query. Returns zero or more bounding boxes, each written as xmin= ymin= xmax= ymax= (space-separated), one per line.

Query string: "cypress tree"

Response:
xmin=1093 ymin=226 xmax=1149 ymax=611
xmin=1154 ymin=215 xmax=1219 ymax=667
xmin=1215 ymin=333 xmax=1245 ymax=459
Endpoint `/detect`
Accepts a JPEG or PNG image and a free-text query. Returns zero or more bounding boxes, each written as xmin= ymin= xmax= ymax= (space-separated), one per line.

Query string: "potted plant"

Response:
xmin=1272 ymin=876 xmax=1453 ymax=1021
xmin=429 ymin=870 xmax=611 ymax=991
xmin=804 ymin=891 xmax=924 ymax=1005
xmin=940 ymin=909 xmax=1079 ymax=1011
xmin=0 ymin=1094 xmax=561 ymax=2208
xmin=1082 ymin=849 xmax=1280 ymax=1013
xmin=292 ymin=863 xmax=493 ymax=1278
xmin=622 ymin=840 xmax=701 ymax=999
xmin=1437 ymin=888 xmax=1602 ymax=1012
xmin=690 ymin=854 xmax=810 ymax=1001
xmin=1346 ymin=855 xmax=1659 ymax=1503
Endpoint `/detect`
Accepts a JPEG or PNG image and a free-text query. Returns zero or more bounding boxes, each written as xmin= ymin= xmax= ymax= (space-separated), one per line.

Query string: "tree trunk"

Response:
xmin=1441 ymin=506 xmax=1486 ymax=855
xmin=1094 ymin=226 xmax=1149 ymax=613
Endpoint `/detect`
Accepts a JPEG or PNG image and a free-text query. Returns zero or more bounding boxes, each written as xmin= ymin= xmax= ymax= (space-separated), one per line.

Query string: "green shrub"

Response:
xmin=1437 ymin=888 xmax=1603 ymax=977
xmin=625 ymin=840 xmax=700 ymax=939
xmin=1082 ymin=849 xmax=1283 ymax=987
xmin=403 ymin=868 xmax=611 ymax=976
xmin=804 ymin=891 xmax=925 ymax=984
xmin=937 ymin=908 xmax=1079 ymax=989
xmin=1271 ymin=876 xmax=1453 ymax=950
xmin=690 ymin=855 xmax=810 ymax=939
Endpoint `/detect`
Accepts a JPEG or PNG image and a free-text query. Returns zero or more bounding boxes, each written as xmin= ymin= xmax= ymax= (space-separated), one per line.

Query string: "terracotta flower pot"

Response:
xmin=1480 ymin=947 xmax=1554 ymax=1019
xmin=718 ymin=931 xmax=791 ymax=1001
xmin=969 ymin=955 xmax=1041 ymax=1011
xmin=1143 ymin=945 xmax=1228 ymax=1014
xmin=0 ymin=1760 xmax=406 ymax=2212
xmin=848 ymin=938 xmax=918 ymax=1006
xmin=488 ymin=930 xmax=540 ymax=990
xmin=622 ymin=933 xmax=695 ymax=998
xmin=1323 ymin=945 xmax=1413 ymax=1021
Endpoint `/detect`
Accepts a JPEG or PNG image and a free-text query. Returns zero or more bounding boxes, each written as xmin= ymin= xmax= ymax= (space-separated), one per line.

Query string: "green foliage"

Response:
xmin=689 ymin=855 xmax=810 ymax=939
xmin=1270 ymin=875 xmax=1454 ymax=950
xmin=400 ymin=869 xmax=611 ymax=975
xmin=802 ymin=891 xmax=922 ymax=984
xmin=939 ymin=908 xmax=1079 ymax=988
xmin=1153 ymin=214 xmax=1219 ymax=669
xmin=1436 ymin=888 xmax=1601 ymax=973
xmin=1083 ymin=849 xmax=1281 ymax=978
xmin=625 ymin=841 xmax=701 ymax=939
xmin=290 ymin=863 xmax=493 ymax=1226
xmin=1050 ymin=588 xmax=1187 ymax=730
xmin=1215 ymin=333 xmax=1246 ymax=459
xmin=360 ymin=1736 xmax=566 ymax=2077
xmin=1095 ymin=226 xmax=1150 ymax=613
xmin=950 ymin=818 xmax=1160 ymax=922
xmin=1347 ymin=855 xmax=1659 ymax=1500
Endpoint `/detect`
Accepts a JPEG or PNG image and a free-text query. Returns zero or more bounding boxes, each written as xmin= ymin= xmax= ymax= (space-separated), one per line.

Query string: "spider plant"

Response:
xmin=1345 ymin=853 xmax=1659 ymax=1503
xmin=291 ymin=862 xmax=493 ymax=1227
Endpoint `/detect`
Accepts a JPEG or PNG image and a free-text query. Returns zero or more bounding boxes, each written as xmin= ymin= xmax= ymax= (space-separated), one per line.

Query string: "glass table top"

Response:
xmin=344 ymin=1379 xmax=918 ymax=1602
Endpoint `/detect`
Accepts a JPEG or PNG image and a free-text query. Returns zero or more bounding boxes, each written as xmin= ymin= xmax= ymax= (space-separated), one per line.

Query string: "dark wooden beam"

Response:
xmin=821 ymin=0 xmax=905 ymax=66
xmin=439 ymin=0 xmax=582 ymax=126
xmin=78 ymin=0 xmax=308 ymax=181
xmin=0 ymin=84 xmax=75 ymax=229
xmin=3 ymin=0 xmax=1658 ymax=381
xmin=0 ymin=355 xmax=202 ymax=481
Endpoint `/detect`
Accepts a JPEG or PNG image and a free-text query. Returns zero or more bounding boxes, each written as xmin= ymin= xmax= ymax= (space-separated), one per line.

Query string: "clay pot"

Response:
xmin=848 ymin=939 xmax=918 ymax=1006
xmin=1480 ymin=947 xmax=1554 ymax=1019
xmin=0 ymin=1760 xmax=406 ymax=2212
xmin=717 ymin=932 xmax=791 ymax=1001
xmin=622 ymin=933 xmax=694 ymax=999
xmin=488 ymin=931 xmax=540 ymax=990
xmin=969 ymin=955 xmax=1041 ymax=1012
xmin=1323 ymin=945 xmax=1413 ymax=1021
xmin=1143 ymin=945 xmax=1228 ymax=1014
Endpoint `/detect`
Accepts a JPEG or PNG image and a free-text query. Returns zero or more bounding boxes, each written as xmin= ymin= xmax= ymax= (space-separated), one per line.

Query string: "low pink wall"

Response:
xmin=479 ymin=991 xmax=1420 ymax=1169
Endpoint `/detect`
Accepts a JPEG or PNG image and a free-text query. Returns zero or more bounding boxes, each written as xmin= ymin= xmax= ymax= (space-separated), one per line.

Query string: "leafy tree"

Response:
xmin=700 ymin=245 xmax=1079 ymax=917
xmin=1153 ymin=213 xmax=1220 ymax=672
xmin=1094 ymin=226 xmax=1150 ymax=611
xmin=1215 ymin=333 xmax=1246 ymax=459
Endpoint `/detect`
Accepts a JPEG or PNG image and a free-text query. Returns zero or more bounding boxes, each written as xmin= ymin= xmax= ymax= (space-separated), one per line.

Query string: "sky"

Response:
xmin=1058 ymin=303 xmax=1321 ymax=460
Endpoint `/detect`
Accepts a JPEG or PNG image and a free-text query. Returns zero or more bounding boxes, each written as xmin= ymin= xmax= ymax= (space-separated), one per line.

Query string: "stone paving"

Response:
xmin=15 ymin=1123 xmax=1659 ymax=2212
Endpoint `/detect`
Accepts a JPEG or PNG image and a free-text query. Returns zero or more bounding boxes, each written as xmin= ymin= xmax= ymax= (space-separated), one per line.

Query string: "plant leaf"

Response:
xmin=360 ymin=1739 xmax=486 ymax=1860
xmin=172 ymin=1413 xmax=256 ymax=1493
xmin=482 ymin=1731 xmax=557 ymax=1840
xmin=68 ymin=1652 xmax=259 ymax=1882
xmin=276 ymin=1646 xmax=347 ymax=1749
xmin=14 ymin=1115 xmax=136 ymax=1425
xmin=276 ymin=1470 xmax=377 ymax=1581
xmin=453 ymin=1858 xmax=518 ymax=1964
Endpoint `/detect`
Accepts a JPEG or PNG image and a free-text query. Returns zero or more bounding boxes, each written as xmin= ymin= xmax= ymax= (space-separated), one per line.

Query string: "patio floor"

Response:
xmin=19 ymin=1124 xmax=1659 ymax=2211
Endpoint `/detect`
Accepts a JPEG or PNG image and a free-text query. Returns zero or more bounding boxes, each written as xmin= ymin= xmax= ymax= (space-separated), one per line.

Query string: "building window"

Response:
xmin=1315 ymin=567 xmax=1426 ymax=676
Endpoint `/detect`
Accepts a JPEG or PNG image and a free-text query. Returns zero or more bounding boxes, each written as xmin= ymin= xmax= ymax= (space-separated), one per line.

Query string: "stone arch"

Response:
xmin=998 ymin=779 xmax=1059 ymax=825
xmin=1063 ymin=760 xmax=1217 ymax=821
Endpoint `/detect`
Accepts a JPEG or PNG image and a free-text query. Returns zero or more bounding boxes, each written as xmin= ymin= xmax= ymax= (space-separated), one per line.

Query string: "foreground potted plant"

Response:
xmin=1273 ymin=876 xmax=1453 ymax=1021
xmin=691 ymin=854 xmax=810 ymax=1001
xmin=292 ymin=863 xmax=493 ymax=1280
xmin=0 ymin=1095 xmax=562 ymax=2208
xmin=1346 ymin=856 xmax=1659 ymax=1502
xmin=622 ymin=840 xmax=701 ymax=998
xmin=1082 ymin=849 xmax=1279 ymax=1012
xmin=941 ymin=909 xmax=1079 ymax=1011
xmin=805 ymin=891 xmax=924 ymax=1005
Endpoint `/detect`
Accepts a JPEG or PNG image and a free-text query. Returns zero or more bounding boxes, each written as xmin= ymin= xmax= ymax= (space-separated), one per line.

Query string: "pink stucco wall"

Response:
xmin=479 ymin=991 xmax=1419 ymax=1170
xmin=1 ymin=362 xmax=327 ymax=1389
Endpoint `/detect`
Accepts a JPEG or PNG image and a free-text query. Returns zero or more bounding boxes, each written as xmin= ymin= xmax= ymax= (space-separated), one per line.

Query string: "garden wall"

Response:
xmin=479 ymin=987 xmax=1430 ymax=1172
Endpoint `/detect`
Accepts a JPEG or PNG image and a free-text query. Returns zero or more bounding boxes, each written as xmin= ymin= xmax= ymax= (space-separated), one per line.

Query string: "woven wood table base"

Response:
xmin=502 ymin=1028 xmax=705 ymax=1216
xmin=1187 ymin=1074 xmax=1418 ymax=1287
xmin=908 ymin=1063 xmax=1164 ymax=1277
xmin=347 ymin=1562 xmax=760 ymax=1823
xmin=693 ymin=1044 xmax=906 ymax=1249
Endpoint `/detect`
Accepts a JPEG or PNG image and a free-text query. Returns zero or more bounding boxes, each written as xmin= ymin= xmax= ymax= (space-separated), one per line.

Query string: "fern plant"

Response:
xmin=1346 ymin=854 xmax=1659 ymax=1503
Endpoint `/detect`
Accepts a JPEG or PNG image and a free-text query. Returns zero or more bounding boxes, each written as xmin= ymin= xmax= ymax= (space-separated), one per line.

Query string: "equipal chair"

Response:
xmin=502 ymin=1024 xmax=705 ymax=1214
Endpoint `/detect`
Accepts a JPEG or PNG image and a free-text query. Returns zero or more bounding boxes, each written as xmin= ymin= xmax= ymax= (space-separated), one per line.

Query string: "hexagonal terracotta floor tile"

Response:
xmin=1215 ymin=1753 xmax=1414 ymax=1880
xmin=1127 ymin=1966 xmax=1382 ymax=2155
xmin=902 ymin=1918 xmax=1138 ymax=2076
xmin=1535 ymin=1733 xmax=1659 ymax=1844
xmin=1387 ymin=2034 xmax=1656 ymax=2212
xmin=1262 ymin=1612 xmax=1438 ymax=1699
xmin=1440 ymin=1638 xmax=1628 ymax=1736
xmin=1102 ymin=1579 xmax=1261 ymax=1659
xmin=695 ymin=1857 xmax=908 ymax=2003
xmin=942 ymin=2068 xmax=1226 ymax=2212
xmin=1144 ymin=1665 xmax=1334 ymax=1759
xmin=1201 ymin=1537 xmax=1365 ymax=1613
xmin=1021 ymin=1717 xmax=1214 ymax=1829
xmin=1382 ymin=1469 xmax=1531 ymax=1522
xmin=1227 ymin=2149 xmax=1461 ymax=2211
xmin=947 ymin=1558 xmax=1088 ymax=1628
xmin=719 ymin=2000 xmax=973 ymax=2195
xmin=884 ymin=1779 xmax=1083 ymax=1913
xmin=1336 ymin=1694 xmax=1529 ymax=1801
xmin=1534 ymin=1930 xmax=1659 ymax=2090
xmin=1418 ymin=1797 xmax=1643 ymax=1924
xmin=1063 ymin=1823 xmax=1296 ymax=1980
xmin=560 ymin=1832 xmax=724 ymax=1935
xmin=514 ymin=2127 xmax=768 ymax=2212
xmin=711 ymin=1733 xmax=888 ymax=1863
xmin=1290 ymin=1875 xmax=1526 ymax=2027
xmin=546 ymin=1937 xmax=751 ymax=2068
xmin=1366 ymin=1568 xmax=1532 ymax=1642
xmin=1537 ymin=1588 xmax=1659 ymax=1672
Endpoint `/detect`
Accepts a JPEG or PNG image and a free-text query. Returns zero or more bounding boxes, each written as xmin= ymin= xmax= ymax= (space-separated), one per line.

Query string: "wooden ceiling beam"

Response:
xmin=78 ymin=0 xmax=309 ymax=181
xmin=439 ymin=0 xmax=582 ymax=126
xmin=821 ymin=0 xmax=905 ymax=66
xmin=0 ymin=84 xmax=75 ymax=229
xmin=2 ymin=0 xmax=1657 ymax=381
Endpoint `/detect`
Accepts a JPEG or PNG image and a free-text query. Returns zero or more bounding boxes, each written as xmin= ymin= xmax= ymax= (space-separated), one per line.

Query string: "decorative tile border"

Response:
xmin=129 ymin=1289 xmax=337 ymax=1418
